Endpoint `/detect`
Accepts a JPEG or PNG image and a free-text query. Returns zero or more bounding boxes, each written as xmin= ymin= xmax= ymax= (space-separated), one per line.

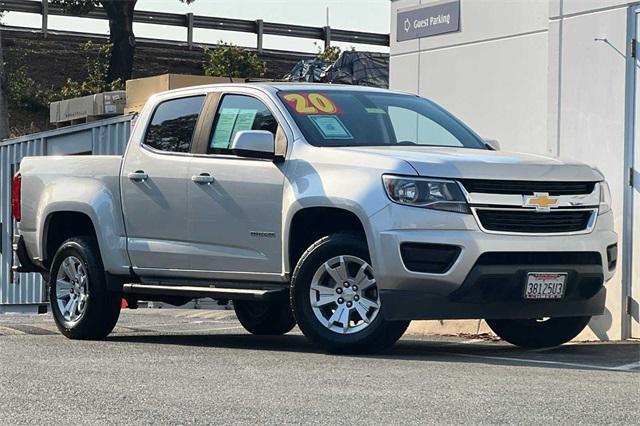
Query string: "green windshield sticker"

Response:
xmin=365 ymin=107 xmax=386 ymax=114
xmin=308 ymin=115 xmax=353 ymax=139
xmin=211 ymin=108 xmax=239 ymax=148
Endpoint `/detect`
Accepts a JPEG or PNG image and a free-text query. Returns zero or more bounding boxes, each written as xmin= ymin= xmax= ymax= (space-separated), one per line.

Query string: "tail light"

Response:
xmin=12 ymin=173 xmax=21 ymax=222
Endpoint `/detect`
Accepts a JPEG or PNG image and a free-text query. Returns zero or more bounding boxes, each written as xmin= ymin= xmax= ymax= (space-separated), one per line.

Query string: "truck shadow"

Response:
xmin=105 ymin=332 xmax=639 ymax=372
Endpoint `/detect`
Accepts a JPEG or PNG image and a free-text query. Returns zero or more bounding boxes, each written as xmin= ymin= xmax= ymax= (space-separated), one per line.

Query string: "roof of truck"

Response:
xmin=158 ymin=82 xmax=412 ymax=98
xmin=251 ymin=82 xmax=392 ymax=92
xmin=144 ymin=83 xmax=419 ymax=111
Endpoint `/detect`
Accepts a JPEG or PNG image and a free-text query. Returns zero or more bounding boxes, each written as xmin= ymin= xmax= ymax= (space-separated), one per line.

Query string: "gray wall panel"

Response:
xmin=0 ymin=115 xmax=132 ymax=307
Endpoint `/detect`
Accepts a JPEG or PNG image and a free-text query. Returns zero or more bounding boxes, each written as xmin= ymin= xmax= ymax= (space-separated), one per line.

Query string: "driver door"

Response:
xmin=186 ymin=91 xmax=287 ymax=279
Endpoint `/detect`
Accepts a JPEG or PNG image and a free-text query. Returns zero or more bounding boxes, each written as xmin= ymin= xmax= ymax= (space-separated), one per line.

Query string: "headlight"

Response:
xmin=599 ymin=181 xmax=612 ymax=214
xmin=382 ymin=175 xmax=470 ymax=214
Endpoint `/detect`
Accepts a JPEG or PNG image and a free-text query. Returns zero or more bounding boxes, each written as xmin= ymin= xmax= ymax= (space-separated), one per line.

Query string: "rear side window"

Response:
xmin=144 ymin=95 xmax=205 ymax=153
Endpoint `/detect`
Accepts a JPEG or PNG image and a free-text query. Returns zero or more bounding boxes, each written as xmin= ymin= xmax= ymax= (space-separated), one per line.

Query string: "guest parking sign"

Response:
xmin=397 ymin=1 xmax=460 ymax=41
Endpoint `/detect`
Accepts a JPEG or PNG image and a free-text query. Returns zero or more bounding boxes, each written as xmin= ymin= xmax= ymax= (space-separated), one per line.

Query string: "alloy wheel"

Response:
xmin=55 ymin=256 xmax=89 ymax=323
xmin=308 ymin=255 xmax=380 ymax=334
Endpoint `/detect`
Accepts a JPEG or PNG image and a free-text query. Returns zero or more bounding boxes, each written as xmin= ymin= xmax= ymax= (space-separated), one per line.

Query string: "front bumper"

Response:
xmin=368 ymin=205 xmax=617 ymax=321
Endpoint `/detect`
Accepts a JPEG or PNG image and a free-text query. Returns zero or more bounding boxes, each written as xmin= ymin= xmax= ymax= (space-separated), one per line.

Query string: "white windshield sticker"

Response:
xmin=308 ymin=115 xmax=353 ymax=139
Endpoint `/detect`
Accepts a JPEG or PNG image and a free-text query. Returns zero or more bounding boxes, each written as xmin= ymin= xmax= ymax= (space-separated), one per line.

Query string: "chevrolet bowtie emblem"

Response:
xmin=524 ymin=192 xmax=558 ymax=212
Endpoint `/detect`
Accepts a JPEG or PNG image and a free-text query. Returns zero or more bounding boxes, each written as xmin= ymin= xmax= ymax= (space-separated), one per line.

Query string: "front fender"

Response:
xmin=281 ymin=141 xmax=416 ymax=273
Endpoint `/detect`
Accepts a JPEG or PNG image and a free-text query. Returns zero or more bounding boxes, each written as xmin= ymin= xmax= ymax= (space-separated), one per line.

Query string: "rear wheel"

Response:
xmin=234 ymin=299 xmax=296 ymax=335
xmin=486 ymin=316 xmax=591 ymax=349
xmin=49 ymin=237 xmax=121 ymax=339
xmin=291 ymin=233 xmax=410 ymax=354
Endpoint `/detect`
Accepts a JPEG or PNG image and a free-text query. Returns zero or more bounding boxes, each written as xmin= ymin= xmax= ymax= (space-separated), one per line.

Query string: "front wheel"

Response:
xmin=49 ymin=237 xmax=121 ymax=339
xmin=486 ymin=316 xmax=591 ymax=349
xmin=291 ymin=233 xmax=410 ymax=354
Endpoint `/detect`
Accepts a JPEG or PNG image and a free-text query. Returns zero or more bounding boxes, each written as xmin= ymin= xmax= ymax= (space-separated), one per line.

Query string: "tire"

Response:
xmin=234 ymin=299 xmax=296 ymax=335
xmin=49 ymin=236 xmax=121 ymax=340
xmin=486 ymin=316 xmax=591 ymax=349
xmin=290 ymin=233 xmax=410 ymax=354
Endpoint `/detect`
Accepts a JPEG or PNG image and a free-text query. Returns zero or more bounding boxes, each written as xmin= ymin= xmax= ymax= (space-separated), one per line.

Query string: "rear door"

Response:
xmin=187 ymin=90 xmax=287 ymax=278
xmin=121 ymin=95 xmax=205 ymax=273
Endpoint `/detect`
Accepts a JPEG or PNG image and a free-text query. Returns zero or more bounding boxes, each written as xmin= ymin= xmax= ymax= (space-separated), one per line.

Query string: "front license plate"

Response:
xmin=524 ymin=272 xmax=567 ymax=300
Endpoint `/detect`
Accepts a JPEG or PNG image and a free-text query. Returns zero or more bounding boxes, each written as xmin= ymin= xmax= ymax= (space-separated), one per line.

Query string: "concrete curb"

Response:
xmin=405 ymin=319 xmax=493 ymax=337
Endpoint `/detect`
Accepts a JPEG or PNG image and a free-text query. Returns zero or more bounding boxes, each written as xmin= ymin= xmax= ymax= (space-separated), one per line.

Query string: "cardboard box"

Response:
xmin=49 ymin=91 xmax=126 ymax=124
xmin=125 ymin=74 xmax=245 ymax=114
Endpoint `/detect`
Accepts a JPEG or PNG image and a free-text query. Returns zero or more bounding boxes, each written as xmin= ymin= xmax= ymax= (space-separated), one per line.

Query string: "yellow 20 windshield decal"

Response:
xmin=282 ymin=93 xmax=341 ymax=115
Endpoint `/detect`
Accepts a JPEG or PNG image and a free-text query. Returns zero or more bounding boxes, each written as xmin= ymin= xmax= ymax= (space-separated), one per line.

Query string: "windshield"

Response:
xmin=277 ymin=90 xmax=486 ymax=149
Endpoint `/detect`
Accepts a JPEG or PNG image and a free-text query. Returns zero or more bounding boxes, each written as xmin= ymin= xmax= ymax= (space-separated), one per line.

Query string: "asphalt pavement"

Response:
xmin=0 ymin=308 xmax=638 ymax=425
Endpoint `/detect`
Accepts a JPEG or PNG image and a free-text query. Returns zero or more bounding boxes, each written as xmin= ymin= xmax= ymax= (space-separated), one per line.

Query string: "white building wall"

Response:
xmin=548 ymin=3 xmax=631 ymax=340
xmin=390 ymin=0 xmax=635 ymax=340
xmin=392 ymin=0 xmax=550 ymax=154
xmin=417 ymin=32 xmax=549 ymax=154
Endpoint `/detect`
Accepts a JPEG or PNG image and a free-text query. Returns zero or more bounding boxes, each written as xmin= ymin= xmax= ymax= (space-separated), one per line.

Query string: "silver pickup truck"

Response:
xmin=12 ymin=83 xmax=617 ymax=353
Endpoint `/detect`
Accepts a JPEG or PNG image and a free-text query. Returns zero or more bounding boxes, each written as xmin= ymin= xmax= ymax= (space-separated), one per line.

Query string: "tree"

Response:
xmin=50 ymin=0 xmax=194 ymax=84
xmin=203 ymin=42 xmax=266 ymax=80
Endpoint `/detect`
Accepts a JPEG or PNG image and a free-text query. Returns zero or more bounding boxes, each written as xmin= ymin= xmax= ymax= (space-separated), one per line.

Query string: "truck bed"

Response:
xmin=17 ymin=155 xmax=124 ymax=261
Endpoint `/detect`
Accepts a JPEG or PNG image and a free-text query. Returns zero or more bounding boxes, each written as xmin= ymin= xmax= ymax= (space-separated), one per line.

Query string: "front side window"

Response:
xmin=144 ymin=95 xmax=205 ymax=153
xmin=277 ymin=90 xmax=485 ymax=149
xmin=208 ymin=95 xmax=278 ymax=154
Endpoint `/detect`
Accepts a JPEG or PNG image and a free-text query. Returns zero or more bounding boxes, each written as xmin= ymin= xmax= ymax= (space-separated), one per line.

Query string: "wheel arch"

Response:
xmin=285 ymin=204 xmax=373 ymax=274
xmin=41 ymin=210 xmax=100 ymax=267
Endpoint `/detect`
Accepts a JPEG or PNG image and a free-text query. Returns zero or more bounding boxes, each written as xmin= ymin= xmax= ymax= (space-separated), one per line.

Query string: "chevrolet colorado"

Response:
xmin=12 ymin=84 xmax=618 ymax=353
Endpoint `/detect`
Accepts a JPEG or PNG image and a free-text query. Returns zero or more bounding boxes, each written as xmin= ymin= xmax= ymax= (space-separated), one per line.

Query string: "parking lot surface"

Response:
xmin=0 ymin=309 xmax=638 ymax=425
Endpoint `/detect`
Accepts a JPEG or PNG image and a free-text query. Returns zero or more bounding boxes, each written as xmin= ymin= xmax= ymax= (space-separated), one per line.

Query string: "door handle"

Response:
xmin=191 ymin=173 xmax=214 ymax=184
xmin=128 ymin=171 xmax=148 ymax=182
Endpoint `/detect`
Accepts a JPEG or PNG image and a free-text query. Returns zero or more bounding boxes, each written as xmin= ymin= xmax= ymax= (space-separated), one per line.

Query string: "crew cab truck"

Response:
xmin=12 ymin=83 xmax=617 ymax=353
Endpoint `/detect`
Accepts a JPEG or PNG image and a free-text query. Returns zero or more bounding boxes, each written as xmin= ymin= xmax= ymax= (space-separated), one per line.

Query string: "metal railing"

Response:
xmin=0 ymin=0 xmax=390 ymax=52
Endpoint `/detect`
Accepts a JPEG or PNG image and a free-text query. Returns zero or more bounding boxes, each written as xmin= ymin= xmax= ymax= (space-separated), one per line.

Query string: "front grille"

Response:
xmin=476 ymin=209 xmax=594 ymax=234
xmin=459 ymin=179 xmax=596 ymax=195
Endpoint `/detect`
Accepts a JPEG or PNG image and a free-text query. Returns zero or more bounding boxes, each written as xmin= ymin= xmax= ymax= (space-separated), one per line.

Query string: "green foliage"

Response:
xmin=57 ymin=41 xmax=124 ymax=99
xmin=49 ymin=0 xmax=99 ymax=16
xmin=313 ymin=43 xmax=356 ymax=62
xmin=6 ymin=67 xmax=51 ymax=111
xmin=203 ymin=42 xmax=266 ymax=79
xmin=7 ymin=41 xmax=123 ymax=111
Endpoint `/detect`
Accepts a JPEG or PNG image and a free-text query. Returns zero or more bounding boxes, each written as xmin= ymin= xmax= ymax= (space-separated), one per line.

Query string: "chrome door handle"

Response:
xmin=128 ymin=171 xmax=148 ymax=181
xmin=191 ymin=173 xmax=214 ymax=184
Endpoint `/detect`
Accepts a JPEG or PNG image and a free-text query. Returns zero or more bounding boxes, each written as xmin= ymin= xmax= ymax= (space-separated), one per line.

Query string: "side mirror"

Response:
xmin=231 ymin=130 xmax=275 ymax=159
xmin=484 ymin=139 xmax=500 ymax=151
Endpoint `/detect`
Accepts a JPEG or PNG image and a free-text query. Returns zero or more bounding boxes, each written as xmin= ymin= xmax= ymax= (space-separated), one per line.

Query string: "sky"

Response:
xmin=3 ymin=0 xmax=391 ymax=53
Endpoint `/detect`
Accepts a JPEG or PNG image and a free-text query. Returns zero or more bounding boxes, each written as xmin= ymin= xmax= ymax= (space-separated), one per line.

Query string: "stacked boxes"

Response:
xmin=50 ymin=91 xmax=126 ymax=126
xmin=124 ymin=74 xmax=244 ymax=114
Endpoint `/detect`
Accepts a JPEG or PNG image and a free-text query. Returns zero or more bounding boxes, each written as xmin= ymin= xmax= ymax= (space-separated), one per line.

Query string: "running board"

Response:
xmin=122 ymin=284 xmax=287 ymax=302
